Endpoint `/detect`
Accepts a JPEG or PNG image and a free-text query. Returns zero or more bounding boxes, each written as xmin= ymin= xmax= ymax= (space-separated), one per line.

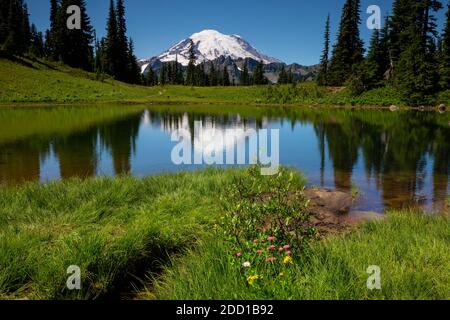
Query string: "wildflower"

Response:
xmin=267 ymin=245 xmax=276 ymax=251
xmin=266 ymin=257 xmax=276 ymax=263
xmin=253 ymin=240 xmax=258 ymax=244
xmin=247 ymin=275 xmax=259 ymax=286
xmin=242 ymin=261 xmax=251 ymax=268
xmin=267 ymin=236 xmax=275 ymax=242
xmin=283 ymin=256 xmax=293 ymax=265
xmin=256 ymin=250 xmax=263 ymax=254
xmin=286 ymin=251 xmax=292 ymax=256
xmin=235 ymin=252 xmax=242 ymax=257
xmin=278 ymin=248 xmax=284 ymax=252
xmin=279 ymin=272 xmax=285 ymax=277
xmin=283 ymin=245 xmax=291 ymax=250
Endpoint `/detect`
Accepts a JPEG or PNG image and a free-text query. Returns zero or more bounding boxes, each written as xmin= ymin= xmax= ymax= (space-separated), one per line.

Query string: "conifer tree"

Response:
xmin=127 ymin=38 xmax=141 ymax=84
xmin=116 ymin=0 xmax=129 ymax=81
xmin=394 ymin=0 xmax=442 ymax=104
xmin=327 ymin=0 xmax=364 ymax=86
xmin=29 ymin=23 xmax=44 ymax=57
xmin=440 ymin=3 xmax=450 ymax=89
xmin=317 ymin=14 xmax=331 ymax=86
xmin=45 ymin=0 xmax=60 ymax=60
xmin=223 ymin=67 xmax=231 ymax=86
xmin=240 ymin=59 xmax=250 ymax=85
xmin=57 ymin=0 xmax=94 ymax=70
xmin=278 ymin=65 xmax=288 ymax=84
xmin=186 ymin=39 xmax=196 ymax=86
xmin=105 ymin=0 xmax=119 ymax=77
xmin=253 ymin=60 xmax=266 ymax=85
xmin=209 ymin=62 xmax=218 ymax=86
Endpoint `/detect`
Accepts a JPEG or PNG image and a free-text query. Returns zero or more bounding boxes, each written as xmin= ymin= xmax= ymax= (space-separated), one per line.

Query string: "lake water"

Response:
xmin=0 ymin=104 xmax=449 ymax=213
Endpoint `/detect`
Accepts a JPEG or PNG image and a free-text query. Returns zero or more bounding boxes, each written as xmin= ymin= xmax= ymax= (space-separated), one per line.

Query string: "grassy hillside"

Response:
xmin=0 ymin=56 xmax=448 ymax=106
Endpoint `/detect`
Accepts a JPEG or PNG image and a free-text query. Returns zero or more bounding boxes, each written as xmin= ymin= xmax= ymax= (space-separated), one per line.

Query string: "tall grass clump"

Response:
xmin=0 ymin=168 xmax=242 ymax=299
xmin=152 ymin=211 xmax=449 ymax=300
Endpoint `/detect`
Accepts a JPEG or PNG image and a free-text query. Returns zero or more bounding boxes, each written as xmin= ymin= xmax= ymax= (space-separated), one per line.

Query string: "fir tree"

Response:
xmin=105 ymin=0 xmax=119 ymax=77
xmin=127 ymin=38 xmax=141 ymax=84
xmin=57 ymin=0 xmax=94 ymax=70
xmin=317 ymin=14 xmax=331 ymax=86
xmin=116 ymin=0 xmax=129 ymax=81
xmin=223 ymin=67 xmax=231 ymax=86
xmin=29 ymin=23 xmax=44 ymax=57
xmin=186 ymin=39 xmax=196 ymax=86
xmin=209 ymin=62 xmax=218 ymax=86
xmin=327 ymin=0 xmax=364 ymax=86
xmin=440 ymin=3 xmax=450 ymax=89
xmin=278 ymin=65 xmax=288 ymax=84
xmin=240 ymin=59 xmax=250 ymax=85
xmin=253 ymin=60 xmax=266 ymax=85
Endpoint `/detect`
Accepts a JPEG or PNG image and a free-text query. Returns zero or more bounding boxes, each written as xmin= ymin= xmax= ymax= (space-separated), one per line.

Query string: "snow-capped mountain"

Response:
xmin=140 ymin=29 xmax=280 ymax=70
xmin=138 ymin=29 xmax=319 ymax=83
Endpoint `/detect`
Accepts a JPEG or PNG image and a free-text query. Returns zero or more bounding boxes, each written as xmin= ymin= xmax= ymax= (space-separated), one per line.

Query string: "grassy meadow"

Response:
xmin=0 ymin=167 xmax=448 ymax=300
xmin=150 ymin=211 xmax=449 ymax=300
xmin=2 ymin=56 xmax=448 ymax=107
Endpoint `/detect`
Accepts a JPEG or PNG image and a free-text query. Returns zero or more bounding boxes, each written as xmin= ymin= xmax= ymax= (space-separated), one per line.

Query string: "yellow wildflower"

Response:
xmin=247 ymin=275 xmax=259 ymax=286
xmin=283 ymin=256 xmax=293 ymax=265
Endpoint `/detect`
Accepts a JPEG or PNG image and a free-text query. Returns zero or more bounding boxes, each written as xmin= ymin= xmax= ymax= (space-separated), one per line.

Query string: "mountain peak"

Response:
xmin=153 ymin=29 xmax=281 ymax=66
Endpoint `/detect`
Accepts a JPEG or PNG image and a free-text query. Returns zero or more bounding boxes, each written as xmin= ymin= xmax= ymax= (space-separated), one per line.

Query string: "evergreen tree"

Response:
xmin=278 ymin=65 xmax=288 ymax=84
xmin=209 ymin=62 xmax=218 ymax=86
xmin=127 ymin=38 xmax=141 ymax=84
xmin=394 ymin=0 xmax=442 ymax=104
xmin=240 ymin=59 xmax=250 ymax=85
xmin=223 ymin=67 xmax=231 ymax=86
xmin=29 ymin=23 xmax=44 ymax=57
xmin=253 ymin=60 xmax=266 ymax=85
xmin=440 ymin=3 xmax=450 ymax=89
xmin=57 ymin=0 xmax=94 ymax=70
xmin=105 ymin=0 xmax=119 ymax=77
xmin=146 ymin=67 xmax=157 ymax=86
xmin=365 ymin=28 xmax=385 ymax=88
xmin=1 ymin=0 xmax=31 ymax=54
xmin=116 ymin=0 xmax=129 ymax=81
xmin=327 ymin=0 xmax=364 ymax=86
xmin=45 ymin=0 xmax=59 ymax=60
xmin=160 ymin=63 xmax=167 ymax=85
xmin=317 ymin=14 xmax=331 ymax=86
xmin=186 ymin=39 xmax=196 ymax=86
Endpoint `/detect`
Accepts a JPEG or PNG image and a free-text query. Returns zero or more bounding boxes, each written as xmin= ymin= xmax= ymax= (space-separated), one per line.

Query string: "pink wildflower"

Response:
xmin=235 ymin=252 xmax=242 ymax=257
xmin=267 ymin=236 xmax=275 ymax=242
xmin=278 ymin=248 xmax=284 ymax=252
xmin=256 ymin=250 xmax=263 ymax=254
xmin=286 ymin=251 xmax=293 ymax=256
xmin=283 ymin=245 xmax=291 ymax=250
xmin=265 ymin=257 xmax=276 ymax=263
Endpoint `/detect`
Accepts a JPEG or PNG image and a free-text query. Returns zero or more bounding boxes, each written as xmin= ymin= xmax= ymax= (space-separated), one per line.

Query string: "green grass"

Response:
xmin=0 ymin=167 xmax=448 ymax=300
xmin=0 ymin=168 xmax=243 ymax=299
xmin=0 ymin=56 xmax=436 ymax=107
xmin=151 ymin=211 xmax=450 ymax=300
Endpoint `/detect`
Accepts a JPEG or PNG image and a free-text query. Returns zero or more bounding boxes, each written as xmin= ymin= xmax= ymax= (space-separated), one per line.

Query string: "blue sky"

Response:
xmin=25 ymin=0 xmax=447 ymax=65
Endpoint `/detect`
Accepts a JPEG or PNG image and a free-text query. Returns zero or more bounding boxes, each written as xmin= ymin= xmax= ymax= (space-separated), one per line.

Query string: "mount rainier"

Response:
xmin=139 ymin=29 xmax=318 ymax=83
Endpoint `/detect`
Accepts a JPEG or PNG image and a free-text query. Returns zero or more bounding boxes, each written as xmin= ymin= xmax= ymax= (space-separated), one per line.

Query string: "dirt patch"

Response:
xmin=303 ymin=188 xmax=383 ymax=237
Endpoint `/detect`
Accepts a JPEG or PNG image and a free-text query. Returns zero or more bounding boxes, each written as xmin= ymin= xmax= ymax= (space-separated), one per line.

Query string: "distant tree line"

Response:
xmin=316 ymin=0 xmax=450 ymax=105
xmin=0 ymin=0 xmax=141 ymax=84
xmin=143 ymin=40 xmax=270 ymax=87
